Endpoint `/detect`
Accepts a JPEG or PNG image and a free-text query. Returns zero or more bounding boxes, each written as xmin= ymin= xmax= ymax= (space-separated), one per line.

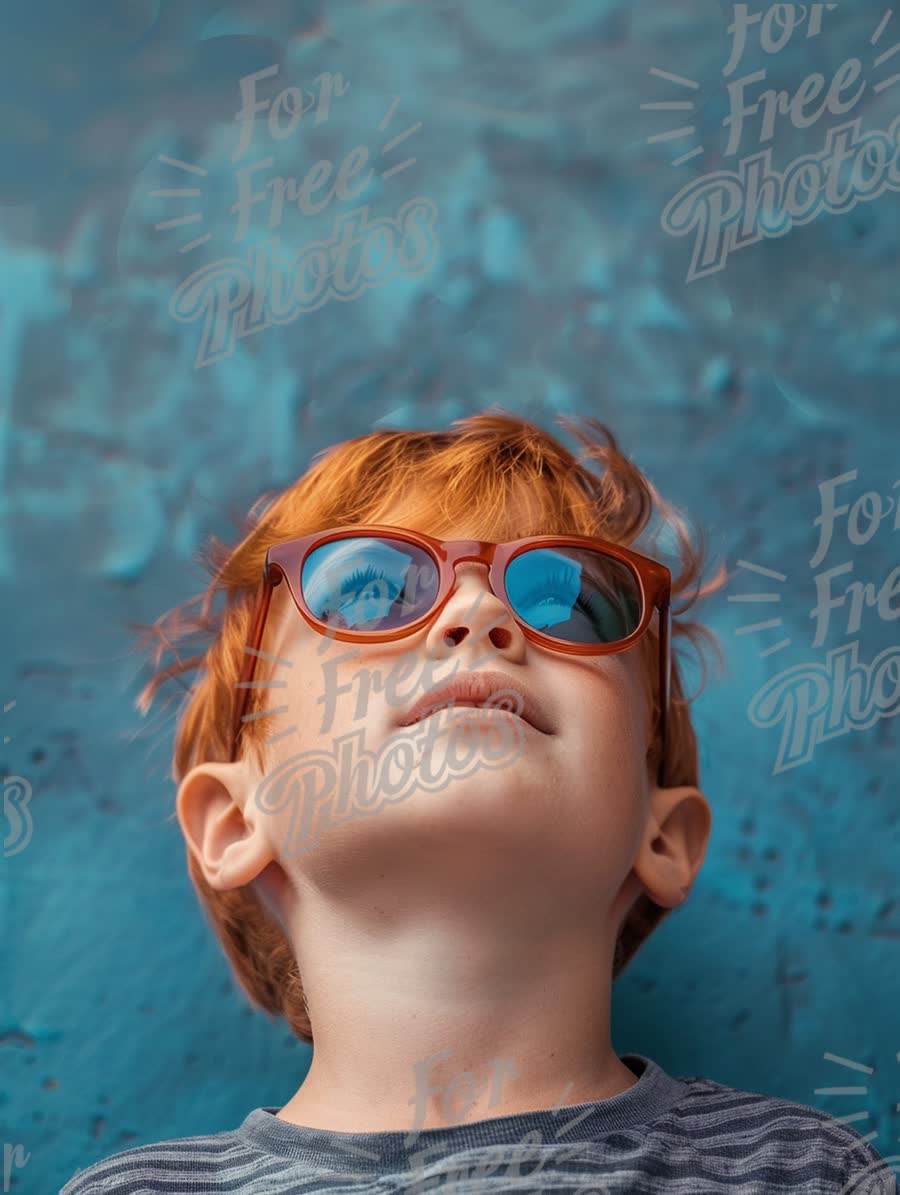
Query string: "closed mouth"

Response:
xmin=398 ymin=670 xmax=554 ymax=736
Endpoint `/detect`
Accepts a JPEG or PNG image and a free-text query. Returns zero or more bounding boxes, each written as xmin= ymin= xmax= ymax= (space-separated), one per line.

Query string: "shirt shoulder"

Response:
xmin=58 ymin=1119 xmax=258 ymax=1194
xmin=666 ymin=1070 xmax=898 ymax=1192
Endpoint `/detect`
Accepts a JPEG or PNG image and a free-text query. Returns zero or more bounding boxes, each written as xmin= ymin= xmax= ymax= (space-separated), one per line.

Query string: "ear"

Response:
xmin=176 ymin=756 xmax=277 ymax=892
xmin=631 ymin=783 xmax=712 ymax=911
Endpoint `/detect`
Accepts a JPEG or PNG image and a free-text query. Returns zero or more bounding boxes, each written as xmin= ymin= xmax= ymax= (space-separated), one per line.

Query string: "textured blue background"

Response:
xmin=1 ymin=1 xmax=898 ymax=1191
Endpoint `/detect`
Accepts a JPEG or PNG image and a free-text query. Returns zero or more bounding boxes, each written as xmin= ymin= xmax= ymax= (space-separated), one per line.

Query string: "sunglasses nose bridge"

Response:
xmin=443 ymin=541 xmax=500 ymax=584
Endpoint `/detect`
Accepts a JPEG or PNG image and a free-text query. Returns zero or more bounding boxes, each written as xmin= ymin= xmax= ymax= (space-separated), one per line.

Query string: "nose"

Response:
xmin=424 ymin=561 xmax=522 ymax=659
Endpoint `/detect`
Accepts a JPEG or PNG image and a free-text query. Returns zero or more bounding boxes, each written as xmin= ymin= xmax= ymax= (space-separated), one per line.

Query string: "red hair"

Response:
xmin=133 ymin=409 xmax=726 ymax=1044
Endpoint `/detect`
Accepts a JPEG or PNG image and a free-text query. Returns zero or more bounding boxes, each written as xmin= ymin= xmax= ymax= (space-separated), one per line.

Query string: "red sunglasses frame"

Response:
xmin=231 ymin=525 xmax=673 ymax=784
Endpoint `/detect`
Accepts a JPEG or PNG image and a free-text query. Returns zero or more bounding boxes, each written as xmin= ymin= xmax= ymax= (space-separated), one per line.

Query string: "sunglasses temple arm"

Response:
xmin=231 ymin=575 xmax=276 ymax=761
xmin=656 ymin=596 xmax=672 ymax=789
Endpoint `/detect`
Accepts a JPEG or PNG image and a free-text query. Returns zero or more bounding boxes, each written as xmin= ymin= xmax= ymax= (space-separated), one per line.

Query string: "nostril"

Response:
xmin=488 ymin=626 xmax=512 ymax=649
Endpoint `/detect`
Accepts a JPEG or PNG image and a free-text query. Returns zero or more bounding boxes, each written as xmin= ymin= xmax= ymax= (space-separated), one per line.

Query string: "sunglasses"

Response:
xmin=231 ymin=525 xmax=673 ymax=784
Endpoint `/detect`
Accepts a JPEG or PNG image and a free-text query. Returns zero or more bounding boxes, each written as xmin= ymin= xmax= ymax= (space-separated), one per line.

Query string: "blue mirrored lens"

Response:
xmin=505 ymin=547 xmax=642 ymax=644
xmin=301 ymin=537 xmax=439 ymax=630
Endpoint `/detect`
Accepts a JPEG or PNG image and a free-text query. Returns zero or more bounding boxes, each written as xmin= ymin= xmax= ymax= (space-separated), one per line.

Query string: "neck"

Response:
xmin=274 ymin=890 xmax=636 ymax=1134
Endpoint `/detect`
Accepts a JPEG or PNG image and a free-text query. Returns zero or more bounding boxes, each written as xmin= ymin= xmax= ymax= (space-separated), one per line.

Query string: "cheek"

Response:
xmin=558 ymin=674 xmax=650 ymax=886
xmin=265 ymin=636 xmax=414 ymax=780
xmin=566 ymin=656 xmax=648 ymax=752
xmin=557 ymin=657 xmax=651 ymax=827
xmin=294 ymin=649 xmax=385 ymax=745
xmin=265 ymin=612 xmax=365 ymax=743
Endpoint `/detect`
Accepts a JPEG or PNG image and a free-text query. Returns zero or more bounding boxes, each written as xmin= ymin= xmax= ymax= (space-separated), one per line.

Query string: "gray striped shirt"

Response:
xmin=60 ymin=1053 xmax=898 ymax=1193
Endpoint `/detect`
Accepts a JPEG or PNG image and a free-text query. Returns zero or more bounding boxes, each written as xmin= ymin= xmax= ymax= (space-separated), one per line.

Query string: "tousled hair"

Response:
xmin=133 ymin=409 xmax=726 ymax=1045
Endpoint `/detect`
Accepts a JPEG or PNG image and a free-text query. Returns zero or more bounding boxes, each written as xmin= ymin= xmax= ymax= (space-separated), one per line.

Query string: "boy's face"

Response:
xmin=227 ymin=513 xmax=685 ymax=945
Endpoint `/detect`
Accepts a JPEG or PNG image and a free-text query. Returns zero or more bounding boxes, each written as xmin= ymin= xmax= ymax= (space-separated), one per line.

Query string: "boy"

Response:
xmin=62 ymin=411 xmax=896 ymax=1193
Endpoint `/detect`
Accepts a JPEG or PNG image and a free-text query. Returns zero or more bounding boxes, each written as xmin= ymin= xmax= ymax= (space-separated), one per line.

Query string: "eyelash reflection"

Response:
xmin=339 ymin=564 xmax=398 ymax=598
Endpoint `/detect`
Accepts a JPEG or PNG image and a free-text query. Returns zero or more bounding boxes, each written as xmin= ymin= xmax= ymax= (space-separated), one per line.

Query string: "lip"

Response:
xmin=397 ymin=670 xmax=554 ymax=736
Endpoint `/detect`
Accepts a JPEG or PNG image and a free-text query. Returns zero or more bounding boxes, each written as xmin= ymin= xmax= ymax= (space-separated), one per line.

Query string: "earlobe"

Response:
xmin=632 ymin=784 xmax=712 ymax=912
xmin=176 ymin=758 xmax=275 ymax=892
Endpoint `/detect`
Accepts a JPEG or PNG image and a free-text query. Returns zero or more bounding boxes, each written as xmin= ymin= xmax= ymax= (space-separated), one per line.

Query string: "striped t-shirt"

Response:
xmin=60 ymin=1053 xmax=898 ymax=1193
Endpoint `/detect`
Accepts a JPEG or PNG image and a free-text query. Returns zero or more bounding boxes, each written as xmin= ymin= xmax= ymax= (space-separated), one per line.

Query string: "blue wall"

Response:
xmin=1 ymin=2 xmax=898 ymax=1191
